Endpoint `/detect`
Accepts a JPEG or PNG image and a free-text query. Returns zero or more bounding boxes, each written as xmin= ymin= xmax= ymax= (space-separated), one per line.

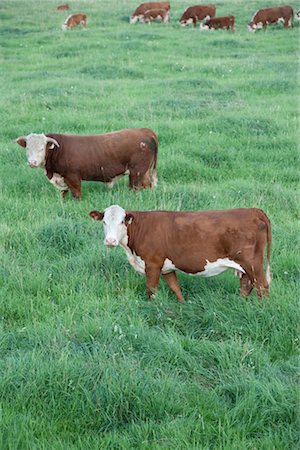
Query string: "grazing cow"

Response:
xmin=296 ymin=9 xmax=300 ymax=19
xmin=200 ymin=15 xmax=235 ymax=31
xmin=179 ymin=4 xmax=216 ymax=27
xmin=248 ymin=6 xmax=293 ymax=31
xmin=140 ymin=8 xmax=170 ymax=23
xmin=15 ymin=129 xmax=158 ymax=199
xmin=62 ymin=13 xmax=87 ymax=30
xmin=57 ymin=4 xmax=70 ymax=10
xmin=89 ymin=205 xmax=272 ymax=302
xmin=130 ymin=2 xmax=170 ymax=24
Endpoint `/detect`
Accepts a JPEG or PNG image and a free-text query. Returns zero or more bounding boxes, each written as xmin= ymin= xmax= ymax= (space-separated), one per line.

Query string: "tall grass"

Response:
xmin=0 ymin=0 xmax=299 ymax=448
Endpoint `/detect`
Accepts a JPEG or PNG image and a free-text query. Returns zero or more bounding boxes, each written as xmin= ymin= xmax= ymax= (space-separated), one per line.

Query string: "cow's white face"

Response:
xmin=130 ymin=15 xmax=138 ymax=24
xmin=199 ymin=23 xmax=209 ymax=31
xmin=16 ymin=133 xmax=59 ymax=168
xmin=247 ymin=23 xmax=256 ymax=32
xmin=89 ymin=205 xmax=133 ymax=247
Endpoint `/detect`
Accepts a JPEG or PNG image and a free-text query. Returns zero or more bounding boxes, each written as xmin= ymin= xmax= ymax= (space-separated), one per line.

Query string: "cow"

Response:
xmin=248 ymin=6 xmax=293 ymax=31
xmin=57 ymin=4 xmax=70 ymax=10
xmin=179 ymin=4 xmax=216 ymax=27
xmin=296 ymin=9 xmax=300 ymax=19
xmin=200 ymin=15 xmax=234 ymax=31
xmin=140 ymin=8 xmax=170 ymax=23
xmin=89 ymin=205 xmax=272 ymax=302
xmin=62 ymin=13 xmax=87 ymax=30
xmin=15 ymin=129 xmax=158 ymax=199
xmin=130 ymin=2 xmax=170 ymax=24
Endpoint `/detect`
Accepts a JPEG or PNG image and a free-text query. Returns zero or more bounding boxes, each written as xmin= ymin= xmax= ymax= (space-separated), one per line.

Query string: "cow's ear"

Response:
xmin=89 ymin=210 xmax=104 ymax=221
xmin=125 ymin=213 xmax=134 ymax=225
xmin=16 ymin=136 xmax=27 ymax=148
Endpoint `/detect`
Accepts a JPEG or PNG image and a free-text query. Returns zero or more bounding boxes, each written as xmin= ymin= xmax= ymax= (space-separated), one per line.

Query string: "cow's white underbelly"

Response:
xmin=46 ymin=172 xmax=68 ymax=191
xmin=107 ymin=170 xmax=130 ymax=189
xmin=121 ymin=245 xmax=245 ymax=278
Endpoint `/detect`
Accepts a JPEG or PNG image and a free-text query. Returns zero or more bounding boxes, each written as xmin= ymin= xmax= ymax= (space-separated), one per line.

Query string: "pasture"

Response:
xmin=0 ymin=0 xmax=299 ymax=448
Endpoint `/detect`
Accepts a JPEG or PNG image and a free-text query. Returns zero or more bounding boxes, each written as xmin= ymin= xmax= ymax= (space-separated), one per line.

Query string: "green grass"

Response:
xmin=0 ymin=0 xmax=299 ymax=448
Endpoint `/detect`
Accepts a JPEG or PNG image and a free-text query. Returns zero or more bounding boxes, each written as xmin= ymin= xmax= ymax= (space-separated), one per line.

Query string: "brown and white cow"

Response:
xmin=200 ymin=15 xmax=234 ymax=31
xmin=179 ymin=4 xmax=216 ymax=27
xmin=248 ymin=6 xmax=293 ymax=31
xmin=140 ymin=8 xmax=170 ymax=23
xmin=89 ymin=205 xmax=272 ymax=302
xmin=62 ymin=13 xmax=87 ymax=30
xmin=57 ymin=4 xmax=70 ymax=10
xmin=130 ymin=2 xmax=170 ymax=24
xmin=16 ymin=129 xmax=158 ymax=199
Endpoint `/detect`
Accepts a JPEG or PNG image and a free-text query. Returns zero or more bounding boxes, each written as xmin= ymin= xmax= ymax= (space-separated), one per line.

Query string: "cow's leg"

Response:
xmin=193 ymin=17 xmax=197 ymax=27
xmin=162 ymin=272 xmax=185 ymax=303
xmin=253 ymin=264 xmax=269 ymax=298
xmin=239 ymin=273 xmax=253 ymax=297
xmin=284 ymin=18 xmax=291 ymax=28
xmin=61 ymin=190 xmax=69 ymax=199
xmin=241 ymin=259 xmax=269 ymax=298
xmin=129 ymin=171 xmax=142 ymax=190
xmin=64 ymin=176 xmax=82 ymax=200
xmin=145 ymin=263 xmax=162 ymax=299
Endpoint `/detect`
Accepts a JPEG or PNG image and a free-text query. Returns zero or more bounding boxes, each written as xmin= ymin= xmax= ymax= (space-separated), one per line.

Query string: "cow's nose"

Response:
xmin=28 ymin=161 xmax=38 ymax=168
xmin=105 ymin=238 xmax=118 ymax=247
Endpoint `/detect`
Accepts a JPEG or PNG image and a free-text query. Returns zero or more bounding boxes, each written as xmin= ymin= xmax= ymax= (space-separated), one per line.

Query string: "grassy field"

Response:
xmin=0 ymin=0 xmax=299 ymax=448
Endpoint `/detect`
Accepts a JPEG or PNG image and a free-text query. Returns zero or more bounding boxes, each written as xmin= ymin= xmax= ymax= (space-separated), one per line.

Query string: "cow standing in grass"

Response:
xmin=179 ymin=5 xmax=216 ymax=27
xmin=89 ymin=205 xmax=272 ymax=302
xmin=200 ymin=16 xmax=235 ymax=31
xmin=16 ymin=129 xmax=158 ymax=199
xmin=248 ymin=6 xmax=293 ymax=31
xmin=140 ymin=8 xmax=170 ymax=23
xmin=62 ymin=13 xmax=87 ymax=30
xmin=130 ymin=2 xmax=170 ymax=23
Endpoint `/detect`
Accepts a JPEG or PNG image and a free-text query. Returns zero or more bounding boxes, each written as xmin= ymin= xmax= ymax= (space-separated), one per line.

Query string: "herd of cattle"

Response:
xmin=57 ymin=2 xmax=299 ymax=31
xmin=15 ymin=1 xmax=289 ymax=302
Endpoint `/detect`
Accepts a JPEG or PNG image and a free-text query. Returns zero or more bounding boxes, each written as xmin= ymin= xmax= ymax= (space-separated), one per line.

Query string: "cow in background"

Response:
xmin=140 ymin=8 xmax=170 ymax=23
xmin=200 ymin=15 xmax=234 ymax=31
xmin=57 ymin=4 xmax=70 ymax=10
xmin=62 ymin=13 xmax=87 ymax=30
xmin=179 ymin=4 xmax=216 ymax=27
xmin=248 ymin=6 xmax=293 ymax=31
xmin=130 ymin=2 xmax=170 ymax=23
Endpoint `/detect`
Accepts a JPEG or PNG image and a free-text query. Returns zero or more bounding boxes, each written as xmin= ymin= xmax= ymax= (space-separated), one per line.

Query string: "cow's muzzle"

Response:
xmin=28 ymin=161 xmax=38 ymax=168
xmin=105 ymin=238 xmax=118 ymax=247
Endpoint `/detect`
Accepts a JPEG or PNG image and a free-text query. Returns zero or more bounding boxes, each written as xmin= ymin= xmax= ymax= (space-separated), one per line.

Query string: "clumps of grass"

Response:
xmin=37 ymin=220 xmax=85 ymax=254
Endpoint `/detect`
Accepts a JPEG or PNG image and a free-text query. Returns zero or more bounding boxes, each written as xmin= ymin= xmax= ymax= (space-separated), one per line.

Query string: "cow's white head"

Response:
xmin=89 ymin=205 xmax=133 ymax=247
xmin=199 ymin=23 xmax=209 ymax=31
xmin=16 ymin=133 xmax=59 ymax=168
xmin=129 ymin=15 xmax=138 ymax=24
xmin=247 ymin=22 xmax=258 ymax=32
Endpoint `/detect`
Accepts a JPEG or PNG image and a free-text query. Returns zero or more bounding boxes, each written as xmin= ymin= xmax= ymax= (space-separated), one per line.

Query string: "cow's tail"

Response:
xmin=259 ymin=209 xmax=272 ymax=285
xmin=149 ymin=135 xmax=158 ymax=188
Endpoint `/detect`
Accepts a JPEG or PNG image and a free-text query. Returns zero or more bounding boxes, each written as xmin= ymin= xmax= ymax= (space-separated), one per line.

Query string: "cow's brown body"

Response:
xmin=248 ymin=6 xmax=293 ymax=31
xmin=90 ymin=206 xmax=272 ymax=301
xmin=201 ymin=15 xmax=234 ymax=31
xmin=141 ymin=8 xmax=170 ymax=23
xmin=130 ymin=2 xmax=170 ymax=23
xmin=179 ymin=4 xmax=216 ymax=27
xmin=57 ymin=4 xmax=69 ymax=10
xmin=45 ymin=129 xmax=158 ymax=198
xmin=62 ymin=13 xmax=87 ymax=30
